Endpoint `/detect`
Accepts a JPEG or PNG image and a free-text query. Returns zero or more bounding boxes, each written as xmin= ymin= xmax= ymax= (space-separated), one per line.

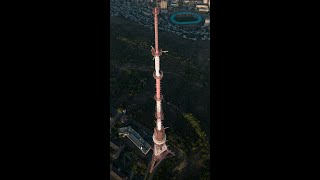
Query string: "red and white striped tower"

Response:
xmin=149 ymin=2 xmax=174 ymax=174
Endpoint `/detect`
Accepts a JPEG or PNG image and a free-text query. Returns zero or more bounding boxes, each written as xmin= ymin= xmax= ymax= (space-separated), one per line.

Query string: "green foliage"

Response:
xmin=117 ymin=107 xmax=124 ymax=113
xmin=154 ymin=158 xmax=176 ymax=179
xmin=183 ymin=113 xmax=210 ymax=158
xmin=132 ymin=163 xmax=138 ymax=174
xmin=183 ymin=113 xmax=206 ymax=139
xmin=200 ymin=171 xmax=210 ymax=180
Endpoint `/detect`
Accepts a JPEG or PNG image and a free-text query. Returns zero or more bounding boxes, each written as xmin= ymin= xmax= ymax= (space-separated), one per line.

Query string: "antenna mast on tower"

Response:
xmin=149 ymin=0 xmax=174 ymax=174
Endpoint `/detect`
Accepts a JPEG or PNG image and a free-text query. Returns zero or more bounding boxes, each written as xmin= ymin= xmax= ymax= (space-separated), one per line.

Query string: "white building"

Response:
xmin=196 ymin=4 xmax=208 ymax=9
xmin=160 ymin=0 xmax=168 ymax=10
xmin=198 ymin=8 xmax=209 ymax=12
xmin=204 ymin=18 xmax=210 ymax=26
xmin=171 ymin=3 xmax=179 ymax=7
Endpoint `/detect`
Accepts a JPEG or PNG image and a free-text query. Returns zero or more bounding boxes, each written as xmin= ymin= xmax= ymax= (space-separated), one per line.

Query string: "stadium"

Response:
xmin=170 ymin=11 xmax=203 ymax=28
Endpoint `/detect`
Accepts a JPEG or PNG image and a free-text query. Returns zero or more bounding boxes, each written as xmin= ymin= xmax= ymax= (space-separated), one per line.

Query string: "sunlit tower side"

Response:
xmin=149 ymin=1 xmax=174 ymax=174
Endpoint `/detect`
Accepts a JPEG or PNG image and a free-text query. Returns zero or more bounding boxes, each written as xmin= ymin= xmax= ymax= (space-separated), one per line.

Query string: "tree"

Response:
xmin=117 ymin=107 xmax=123 ymax=113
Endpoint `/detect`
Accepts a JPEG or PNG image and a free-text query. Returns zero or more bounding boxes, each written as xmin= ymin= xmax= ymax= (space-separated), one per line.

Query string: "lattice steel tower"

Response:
xmin=149 ymin=1 xmax=174 ymax=174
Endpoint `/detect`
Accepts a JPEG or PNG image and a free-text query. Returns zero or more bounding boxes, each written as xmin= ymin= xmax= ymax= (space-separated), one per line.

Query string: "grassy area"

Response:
xmin=174 ymin=16 xmax=198 ymax=22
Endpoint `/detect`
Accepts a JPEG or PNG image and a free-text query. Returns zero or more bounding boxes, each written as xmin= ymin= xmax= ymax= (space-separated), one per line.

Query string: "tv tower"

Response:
xmin=149 ymin=1 xmax=174 ymax=174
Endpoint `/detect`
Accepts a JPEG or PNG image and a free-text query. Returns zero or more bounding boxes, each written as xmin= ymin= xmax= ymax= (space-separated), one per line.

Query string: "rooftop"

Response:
xmin=110 ymin=139 xmax=125 ymax=159
xmin=118 ymin=126 xmax=151 ymax=155
xmin=110 ymin=165 xmax=128 ymax=180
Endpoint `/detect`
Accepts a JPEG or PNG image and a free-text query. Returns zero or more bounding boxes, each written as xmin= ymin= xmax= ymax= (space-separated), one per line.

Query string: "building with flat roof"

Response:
xmin=118 ymin=126 xmax=151 ymax=155
xmin=110 ymin=140 xmax=125 ymax=159
xmin=160 ymin=0 xmax=168 ymax=9
xmin=196 ymin=4 xmax=208 ymax=9
xmin=198 ymin=8 xmax=209 ymax=12
xmin=170 ymin=3 xmax=179 ymax=7
xmin=120 ymin=115 xmax=128 ymax=124
xmin=110 ymin=165 xmax=128 ymax=180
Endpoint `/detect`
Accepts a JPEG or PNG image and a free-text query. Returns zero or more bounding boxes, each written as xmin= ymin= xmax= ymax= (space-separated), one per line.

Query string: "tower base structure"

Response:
xmin=149 ymin=148 xmax=174 ymax=173
xmin=149 ymin=127 xmax=175 ymax=173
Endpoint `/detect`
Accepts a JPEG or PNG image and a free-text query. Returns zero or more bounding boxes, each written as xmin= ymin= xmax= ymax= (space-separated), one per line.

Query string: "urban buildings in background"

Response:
xmin=110 ymin=0 xmax=211 ymax=41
